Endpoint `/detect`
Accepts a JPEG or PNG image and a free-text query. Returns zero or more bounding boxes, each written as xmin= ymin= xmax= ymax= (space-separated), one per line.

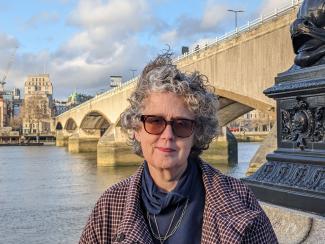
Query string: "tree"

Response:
xmin=8 ymin=116 xmax=22 ymax=131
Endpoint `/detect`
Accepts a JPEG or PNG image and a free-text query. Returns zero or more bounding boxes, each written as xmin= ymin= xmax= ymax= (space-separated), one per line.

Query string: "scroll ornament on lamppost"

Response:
xmin=281 ymin=97 xmax=325 ymax=150
xmin=243 ymin=0 xmax=325 ymax=216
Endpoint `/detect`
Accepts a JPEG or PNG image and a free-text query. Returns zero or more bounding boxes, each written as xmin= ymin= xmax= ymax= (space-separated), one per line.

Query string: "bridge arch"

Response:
xmin=80 ymin=111 xmax=111 ymax=136
xmin=56 ymin=122 xmax=63 ymax=130
xmin=215 ymin=89 xmax=274 ymax=116
xmin=64 ymin=118 xmax=78 ymax=132
xmin=217 ymin=97 xmax=254 ymax=126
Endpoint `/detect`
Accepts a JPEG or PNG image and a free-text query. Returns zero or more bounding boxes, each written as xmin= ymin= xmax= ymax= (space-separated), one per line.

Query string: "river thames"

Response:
xmin=0 ymin=142 xmax=260 ymax=244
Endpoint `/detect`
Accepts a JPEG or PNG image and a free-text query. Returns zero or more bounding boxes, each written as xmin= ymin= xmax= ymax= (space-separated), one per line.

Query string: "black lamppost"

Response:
xmin=227 ymin=9 xmax=245 ymax=30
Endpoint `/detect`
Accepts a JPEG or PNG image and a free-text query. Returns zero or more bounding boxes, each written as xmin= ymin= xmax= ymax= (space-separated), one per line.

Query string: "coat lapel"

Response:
xmin=200 ymin=161 xmax=261 ymax=244
xmin=114 ymin=165 xmax=153 ymax=244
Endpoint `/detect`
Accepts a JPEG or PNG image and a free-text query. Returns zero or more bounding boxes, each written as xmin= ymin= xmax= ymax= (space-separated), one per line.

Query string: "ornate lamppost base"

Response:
xmin=243 ymin=64 xmax=325 ymax=216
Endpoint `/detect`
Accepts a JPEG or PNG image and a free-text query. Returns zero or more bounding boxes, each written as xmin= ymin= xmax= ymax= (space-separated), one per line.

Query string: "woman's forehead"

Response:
xmin=141 ymin=92 xmax=194 ymax=118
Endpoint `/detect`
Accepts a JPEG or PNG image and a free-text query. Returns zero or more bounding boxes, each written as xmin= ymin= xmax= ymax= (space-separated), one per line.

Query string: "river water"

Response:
xmin=0 ymin=142 xmax=260 ymax=244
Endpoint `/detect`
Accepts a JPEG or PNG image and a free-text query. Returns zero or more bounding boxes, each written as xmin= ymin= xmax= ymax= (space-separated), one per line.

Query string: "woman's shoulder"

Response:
xmin=79 ymin=171 xmax=141 ymax=243
xmin=97 ymin=176 xmax=133 ymax=205
xmin=199 ymin=159 xmax=259 ymax=208
xmin=199 ymin=159 xmax=277 ymax=242
xmin=92 ymin=165 xmax=143 ymax=212
xmin=200 ymin=159 xmax=247 ymax=186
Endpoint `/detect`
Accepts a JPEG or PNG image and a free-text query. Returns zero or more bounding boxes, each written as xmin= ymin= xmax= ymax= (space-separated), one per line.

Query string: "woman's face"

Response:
xmin=135 ymin=92 xmax=195 ymax=173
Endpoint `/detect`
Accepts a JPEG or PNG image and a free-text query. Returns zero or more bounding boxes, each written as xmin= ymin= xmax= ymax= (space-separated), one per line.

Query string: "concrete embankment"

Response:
xmin=262 ymin=202 xmax=325 ymax=244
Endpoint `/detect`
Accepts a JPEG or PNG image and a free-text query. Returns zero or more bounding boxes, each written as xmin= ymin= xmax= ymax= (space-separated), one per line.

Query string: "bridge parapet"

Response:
xmin=57 ymin=78 xmax=137 ymax=119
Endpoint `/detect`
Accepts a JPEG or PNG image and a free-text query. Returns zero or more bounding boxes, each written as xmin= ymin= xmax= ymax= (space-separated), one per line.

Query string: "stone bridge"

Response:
xmin=55 ymin=2 xmax=299 ymax=166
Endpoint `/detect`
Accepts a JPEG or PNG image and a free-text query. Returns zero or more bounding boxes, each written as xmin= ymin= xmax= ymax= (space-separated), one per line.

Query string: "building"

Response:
xmin=228 ymin=109 xmax=274 ymax=132
xmin=53 ymin=99 xmax=69 ymax=116
xmin=0 ymin=87 xmax=22 ymax=130
xmin=22 ymin=74 xmax=54 ymax=135
xmin=13 ymin=88 xmax=20 ymax=100
xmin=53 ymin=92 xmax=93 ymax=116
xmin=0 ymin=96 xmax=7 ymax=128
xmin=24 ymin=74 xmax=53 ymax=96
xmin=67 ymin=91 xmax=93 ymax=107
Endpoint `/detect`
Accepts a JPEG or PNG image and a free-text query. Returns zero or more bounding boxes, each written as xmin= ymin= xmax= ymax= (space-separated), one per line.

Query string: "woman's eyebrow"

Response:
xmin=143 ymin=114 xmax=194 ymax=120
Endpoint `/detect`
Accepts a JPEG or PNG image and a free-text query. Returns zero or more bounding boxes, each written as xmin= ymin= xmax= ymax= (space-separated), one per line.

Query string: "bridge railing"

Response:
xmin=57 ymin=0 xmax=302 ymax=119
xmin=174 ymin=0 xmax=302 ymax=62
xmin=56 ymin=77 xmax=138 ymax=118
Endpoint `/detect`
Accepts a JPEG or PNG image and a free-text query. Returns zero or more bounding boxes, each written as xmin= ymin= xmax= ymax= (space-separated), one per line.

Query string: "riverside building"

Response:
xmin=22 ymin=74 xmax=54 ymax=135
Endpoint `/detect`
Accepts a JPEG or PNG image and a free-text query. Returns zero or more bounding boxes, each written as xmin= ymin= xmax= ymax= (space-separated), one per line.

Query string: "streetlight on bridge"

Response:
xmin=130 ymin=69 xmax=137 ymax=78
xmin=227 ymin=9 xmax=245 ymax=31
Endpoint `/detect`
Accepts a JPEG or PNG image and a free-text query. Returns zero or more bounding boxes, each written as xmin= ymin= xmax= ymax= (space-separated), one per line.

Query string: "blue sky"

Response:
xmin=0 ymin=0 xmax=291 ymax=99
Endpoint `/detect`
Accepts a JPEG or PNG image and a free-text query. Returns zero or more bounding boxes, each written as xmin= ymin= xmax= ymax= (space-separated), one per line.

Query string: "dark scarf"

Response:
xmin=141 ymin=159 xmax=205 ymax=244
xmin=141 ymin=161 xmax=194 ymax=215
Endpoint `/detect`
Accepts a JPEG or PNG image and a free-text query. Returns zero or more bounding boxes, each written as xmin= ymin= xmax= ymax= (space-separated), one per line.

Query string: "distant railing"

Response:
xmin=57 ymin=0 xmax=302 ymax=119
xmin=174 ymin=0 xmax=302 ymax=62
xmin=57 ymin=77 xmax=138 ymax=118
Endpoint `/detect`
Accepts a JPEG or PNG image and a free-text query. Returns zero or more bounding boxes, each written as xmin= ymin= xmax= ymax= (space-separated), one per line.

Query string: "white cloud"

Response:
xmin=158 ymin=0 xmax=227 ymax=47
xmin=55 ymin=0 xmax=155 ymax=81
xmin=201 ymin=1 xmax=227 ymax=29
xmin=4 ymin=0 xmax=157 ymax=99
xmin=260 ymin=0 xmax=293 ymax=15
xmin=61 ymin=0 xmax=156 ymax=67
xmin=48 ymin=36 xmax=151 ymax=98
xmin=0 ymin=33 xmax=19 ymax=87
xmin=68 ymin=0 xmax=151 ymax=35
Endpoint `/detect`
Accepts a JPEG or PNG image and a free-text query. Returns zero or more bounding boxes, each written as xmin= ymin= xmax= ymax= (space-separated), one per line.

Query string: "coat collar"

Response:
xmin=199 ymin=160 xmax=261 ymax=243
xmin=114 ymin=164 xmax=153 ymax=243
xmin=115 ymin=160 xmax=261 ymax=243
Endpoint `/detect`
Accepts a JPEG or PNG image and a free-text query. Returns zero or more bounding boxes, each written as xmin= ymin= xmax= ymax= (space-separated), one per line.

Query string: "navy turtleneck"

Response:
xmin=141 ymin=159 xmax=205 ymax=244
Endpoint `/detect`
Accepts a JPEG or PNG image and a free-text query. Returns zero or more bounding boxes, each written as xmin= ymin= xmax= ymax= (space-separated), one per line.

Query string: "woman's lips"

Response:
xmin=156 ymin=147 xmax=176 ymax=152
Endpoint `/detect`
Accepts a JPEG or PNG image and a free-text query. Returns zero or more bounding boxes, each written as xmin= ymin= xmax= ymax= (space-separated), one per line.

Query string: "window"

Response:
xmin=42 ymin=102 xmax=47 ymax=115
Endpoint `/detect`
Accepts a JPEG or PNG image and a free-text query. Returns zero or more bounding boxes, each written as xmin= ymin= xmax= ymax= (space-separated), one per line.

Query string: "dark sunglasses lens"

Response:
xmin=173 ymin=119 xmax=194 ymax=137
xmin=144 ymin=116 xmax=166 ymax=134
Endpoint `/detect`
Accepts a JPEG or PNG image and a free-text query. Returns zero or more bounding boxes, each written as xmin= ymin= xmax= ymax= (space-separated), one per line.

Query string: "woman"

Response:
xmin=79 ymin=53 xmax=278 ymax=244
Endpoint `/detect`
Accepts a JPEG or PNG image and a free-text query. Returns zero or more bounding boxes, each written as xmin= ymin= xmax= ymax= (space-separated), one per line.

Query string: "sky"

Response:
xmin=0 ymin=0 xmax=293 ymax=99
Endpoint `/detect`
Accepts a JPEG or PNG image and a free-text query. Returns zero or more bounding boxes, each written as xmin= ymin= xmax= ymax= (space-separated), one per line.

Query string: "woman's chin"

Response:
xmin=151 ymin=158 xmax=187 ymax=171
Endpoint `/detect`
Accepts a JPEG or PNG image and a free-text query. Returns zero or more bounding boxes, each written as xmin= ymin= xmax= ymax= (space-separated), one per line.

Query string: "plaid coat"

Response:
xmin=79 ymin=160 xmax=278 ymax=244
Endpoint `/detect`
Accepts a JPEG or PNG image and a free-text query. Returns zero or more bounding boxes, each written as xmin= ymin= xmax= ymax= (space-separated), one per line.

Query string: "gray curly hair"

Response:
xmin=120 ymin=52 xmax=219 ymax=158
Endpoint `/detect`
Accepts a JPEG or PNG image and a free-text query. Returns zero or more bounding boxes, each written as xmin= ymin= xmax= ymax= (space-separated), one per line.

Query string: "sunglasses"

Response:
xmin=140 ymin=115 xmax=195 ymax=138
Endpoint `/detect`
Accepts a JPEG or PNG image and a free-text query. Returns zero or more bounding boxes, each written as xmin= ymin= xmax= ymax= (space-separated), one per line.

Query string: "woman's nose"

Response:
xmin=160 ymin=124 xmax=175 ymax=140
